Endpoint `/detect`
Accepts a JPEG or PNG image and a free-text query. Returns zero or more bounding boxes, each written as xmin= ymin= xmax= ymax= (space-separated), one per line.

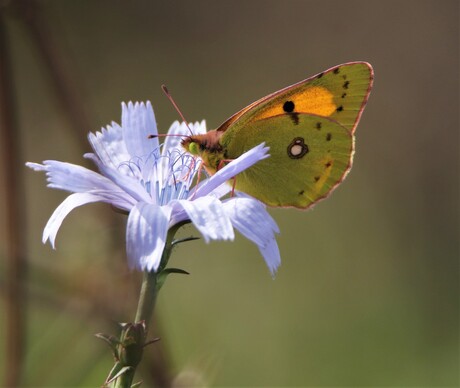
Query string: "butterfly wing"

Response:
xmin=218 ymin=61 xmax=373 ymax=134
xmin=207 ymin=62 xmax=372 ymax=208
xmin=221 ymin=113 xmax=353 ymax=209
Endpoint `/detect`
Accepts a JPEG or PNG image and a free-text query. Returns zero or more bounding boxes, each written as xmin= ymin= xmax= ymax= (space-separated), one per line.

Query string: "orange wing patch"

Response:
xmin=255 ymin=86 xmax=336 ymax=120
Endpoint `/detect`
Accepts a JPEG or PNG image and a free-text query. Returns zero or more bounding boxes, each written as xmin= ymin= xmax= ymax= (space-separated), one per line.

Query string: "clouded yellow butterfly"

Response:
xmin=182 ymin=62 xmax=373 ymax=209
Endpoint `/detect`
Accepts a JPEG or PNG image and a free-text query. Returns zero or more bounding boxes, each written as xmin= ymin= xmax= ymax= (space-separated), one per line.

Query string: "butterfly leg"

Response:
xmin=230 ymin=176 xmax=237 ymax=197
xmin=189 ymin=158 xmax=205 ymax=200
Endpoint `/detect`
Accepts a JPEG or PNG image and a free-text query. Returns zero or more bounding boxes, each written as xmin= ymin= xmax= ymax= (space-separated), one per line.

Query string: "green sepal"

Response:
xmin=105 ymin=365 xmax=132 ymax=385
xmin=118 ymin=322 xmax=146 ymax=365
xmin=143 ymin=337 xmax=160 ymax=348
xmin=95 ymin=333 xmax=121 ymax=359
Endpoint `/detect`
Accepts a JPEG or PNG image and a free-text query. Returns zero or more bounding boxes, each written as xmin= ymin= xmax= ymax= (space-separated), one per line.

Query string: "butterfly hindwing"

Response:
xmin=221 ymin=114 xmax=353 ymax=209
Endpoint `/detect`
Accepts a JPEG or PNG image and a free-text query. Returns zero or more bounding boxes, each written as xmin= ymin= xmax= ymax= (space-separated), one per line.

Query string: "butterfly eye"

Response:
xmin=188 ymin=142 xmax=200 ymax=156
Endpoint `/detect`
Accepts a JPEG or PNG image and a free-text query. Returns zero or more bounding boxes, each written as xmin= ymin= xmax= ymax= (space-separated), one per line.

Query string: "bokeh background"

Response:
xmin=0 ymin=0 xmax=458 ymax=386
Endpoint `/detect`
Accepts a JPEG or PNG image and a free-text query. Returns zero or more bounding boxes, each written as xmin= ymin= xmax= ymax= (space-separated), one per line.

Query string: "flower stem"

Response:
xmin=111 ymin=223 xmax=186 ymax=388
xmin=113 ymin=271 xmax=157 ymax=388
xmin=135 ymin=270 xmax=158 ymax=324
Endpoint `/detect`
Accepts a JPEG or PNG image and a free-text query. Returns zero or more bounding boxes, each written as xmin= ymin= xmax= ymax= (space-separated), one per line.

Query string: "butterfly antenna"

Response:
xmin=161 ymin=85 xmax=194 ymax=135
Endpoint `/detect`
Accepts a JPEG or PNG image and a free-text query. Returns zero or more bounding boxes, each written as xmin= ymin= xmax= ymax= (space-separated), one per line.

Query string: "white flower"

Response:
xmin=27 ymin=102 xmax=281 ymax=275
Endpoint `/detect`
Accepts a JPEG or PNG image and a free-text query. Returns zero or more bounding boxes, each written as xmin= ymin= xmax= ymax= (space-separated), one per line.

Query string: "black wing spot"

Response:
xmin=283 ymin=100 xmax=295 ymax=113
xmin=336 ymin=105 xmax=344 ymax=112
xmin=333 ymin=67 xmax=340 ymax=74
xmin=343 ymin=81 xmax=350 ymax=89
xmin=298 ymin=190 xmax=305 ymax=196
xmin=317 ymin=72 xmax=324 ymax=79
xmin=325 ymin=161 xmax=332 ymax=168
xmin=341 ymin=92 xmax=347 ymax=98
xmin=316 ymin=122 xmax=322 ymax=130
xmin=314 ymin=176 xmax=320 ymax=182
xmin=326 ymin=133 xmax=332 ymax=141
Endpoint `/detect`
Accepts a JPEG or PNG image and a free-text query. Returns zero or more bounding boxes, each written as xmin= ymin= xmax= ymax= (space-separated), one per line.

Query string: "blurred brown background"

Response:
xmin=0 ymin=0 xmax=458 ymax=386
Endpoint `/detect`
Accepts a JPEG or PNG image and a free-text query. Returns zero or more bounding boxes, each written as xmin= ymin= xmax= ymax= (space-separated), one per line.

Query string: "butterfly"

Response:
xmin=181 ymin=62 xmax=374 ymax=209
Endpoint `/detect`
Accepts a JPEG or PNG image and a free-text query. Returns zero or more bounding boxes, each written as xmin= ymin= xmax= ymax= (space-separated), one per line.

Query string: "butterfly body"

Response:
xmin=182 ymin=62 xmax=373 ymax=209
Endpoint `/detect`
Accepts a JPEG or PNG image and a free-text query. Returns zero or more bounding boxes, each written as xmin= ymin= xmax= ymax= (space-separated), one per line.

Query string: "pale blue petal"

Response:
xmin=43 ymin=192 xmax=103 ymax=248
xmin=258 ymin=238 xmax=281 ymax=278
xmin=26 ymin=160 xmax=122 ymax=194
xmin=192 ymin=143 xmax=269 ymax=198
xmin=190 ymin=120 xmax=207 ymax=135
xmin=87 ymin=122 xmax=132 ymax=173
xmin=85 ymin=153 xmax=152 ymax=203
xmin=161 ymin=121 xmax=182 ymax=156
xmin=122 ymin=101 xmax=159 ymax=158
xmin=27 ymin=161 xmax=137 ymax=211
xmin=162 ymin=121 xmax=206 ymax=156
xmin=223 ymin=197 xmax=281 ymax=276
xmin=205 ymin=182 xmax=231 ymax=199
xmin=86 ymin=190 xmax=136 ymax=211
xmin=126 ymin=202 xmax=172 ymax=272
xmin=172 ymin=197 xmax=234 ymax=242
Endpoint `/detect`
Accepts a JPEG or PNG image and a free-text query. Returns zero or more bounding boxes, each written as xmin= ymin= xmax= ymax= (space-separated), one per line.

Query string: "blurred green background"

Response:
xmin=0 ymin=0 xmax=458 ymax=386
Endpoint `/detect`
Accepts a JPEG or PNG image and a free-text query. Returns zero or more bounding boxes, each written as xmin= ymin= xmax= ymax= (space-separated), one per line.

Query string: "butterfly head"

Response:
xmin=181 ymin=131 xmax=225 ymax=174
xmin=181 ymin=136 xmax=201 ymax=157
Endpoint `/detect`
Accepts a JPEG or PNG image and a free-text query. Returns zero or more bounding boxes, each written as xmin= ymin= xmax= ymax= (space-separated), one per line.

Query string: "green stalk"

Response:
xmin=113 ymin=272 xmax=157 ymax=388
xmin=111 ymin=223 xmax=185 ymax=388
xmin=135 ymin=270 xmax=158 ymax=324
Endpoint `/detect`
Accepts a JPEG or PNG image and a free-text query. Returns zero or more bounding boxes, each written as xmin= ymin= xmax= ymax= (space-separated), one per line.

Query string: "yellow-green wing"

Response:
xmin=221 ymin=113 xmax=353 ymax=209
xmin=218 ymin=62 xmax=373 ymax=135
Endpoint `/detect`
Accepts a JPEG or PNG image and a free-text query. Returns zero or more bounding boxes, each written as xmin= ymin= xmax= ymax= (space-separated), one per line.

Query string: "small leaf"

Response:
xmin=131 ymin=381 xmax=143 ymax=388
xmin=171 ymin=236 xmax=200 ymax=246
xmin=104 ymin=361 xmax=123 ymax=384
xmin=163 ymin=267 xmax=190 ymax=275
xmin=157 ymin=267 xmax=190 ymax=290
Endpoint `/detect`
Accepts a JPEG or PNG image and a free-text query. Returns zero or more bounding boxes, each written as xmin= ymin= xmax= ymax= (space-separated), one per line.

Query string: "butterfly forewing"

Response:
xmin=221 ymin=62 xmax=373 ymax=135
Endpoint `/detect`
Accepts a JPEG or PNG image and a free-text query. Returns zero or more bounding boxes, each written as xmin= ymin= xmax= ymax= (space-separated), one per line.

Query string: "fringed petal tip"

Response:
xmin=42 ymin=192 xmax=104 ymax=250
xmin=260 ymin=237 xmax=281 ymax=278
xmin=223 ymin=197 xmax=281 ymax=276
xmin=122 ymin=100 xmax=159 ymax=159
xmin=25 ymin=162 xmax=46 ymax=171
